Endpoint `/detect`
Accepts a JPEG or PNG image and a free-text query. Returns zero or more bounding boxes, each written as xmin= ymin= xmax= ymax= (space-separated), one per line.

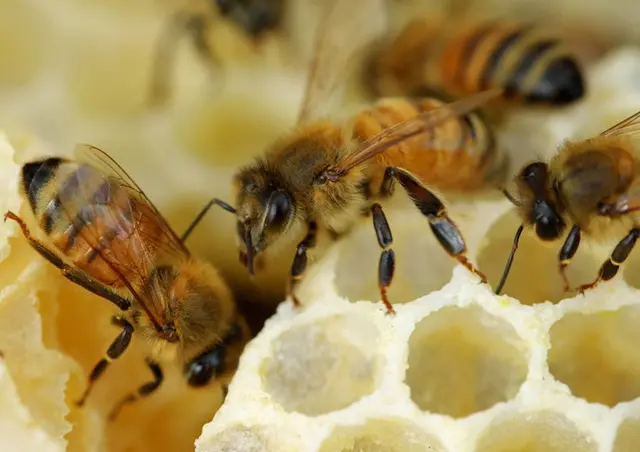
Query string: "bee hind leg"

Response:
xmin=108 ymin=357 xmax=163 ymax=421
xmin=577 ymin=227 xmax=640 ymax=293
xmin=382 ymin=167 xmax=488 ymax=284
xmin=76 ymin=316 xmax=134 ymax=407
xmin=4 ymin=211 xmax=131 ymax=311
xmin=287 ymin=221 xmax=318 ymax=308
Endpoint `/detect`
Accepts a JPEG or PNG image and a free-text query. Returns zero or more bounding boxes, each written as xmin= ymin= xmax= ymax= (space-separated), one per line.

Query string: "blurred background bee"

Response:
xmin=495 ymin=109 xmax=640 ymax=295
xmin=364 ymin=15 xmax=587 ymax=108
xmin=5 ymin=144 xmax=249 ymax=420
xmin=191 ymin=0 xmax=507 ymax=315
xmin=149 ymin=0 xmax=287 ymax=105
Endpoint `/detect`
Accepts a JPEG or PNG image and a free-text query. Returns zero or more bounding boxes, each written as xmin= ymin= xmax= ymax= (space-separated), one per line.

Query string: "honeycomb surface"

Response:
xmin=1 ymin=1 xmax=640 ymax=452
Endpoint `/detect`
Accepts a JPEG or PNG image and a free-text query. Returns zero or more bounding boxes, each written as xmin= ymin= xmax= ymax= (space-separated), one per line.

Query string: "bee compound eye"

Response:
xmin=265 ymin=191 xmax=291 ymax=229
xmin=186 ymin=346 xmax=226 ymax=387
xmin=186 ymin=361 xmax=216 ymax=387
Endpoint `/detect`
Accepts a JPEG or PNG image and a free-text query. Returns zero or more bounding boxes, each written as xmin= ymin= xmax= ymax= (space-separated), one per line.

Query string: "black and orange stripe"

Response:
xmin=21 ymin=157 xmax=136 ymax=288
xmin=439 ymin=22 xmax=586 ymax=105
xmin=367 ymin=19 xmax=585 ymax=106
xmin=351 ymin=95 xmax=506 ymax=191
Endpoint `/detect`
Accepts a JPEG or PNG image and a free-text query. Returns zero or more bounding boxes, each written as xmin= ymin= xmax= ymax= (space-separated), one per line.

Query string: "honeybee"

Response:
xmin=496 ymin=110 xmax=640 ymax=295
xmin=365 ymin=16 xmax=586 ymax=107
xmin=150 ymin=0 xmax=285 ymax=105
xmin=4 ymin=145 xmax=249 ymax=420
xmin=193 ymin=0 xmax=504 ymax=315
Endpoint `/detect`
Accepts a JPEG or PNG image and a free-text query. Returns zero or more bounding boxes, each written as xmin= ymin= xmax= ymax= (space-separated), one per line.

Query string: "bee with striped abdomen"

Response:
xmin=365 ymin=17 xmax=586 ymax=107
xmin=5 ymin=144 xmax=249 ymax=420
xmin=195 ymin=0 xmax=504 ymax=315
xmin=496 ymin=109 xmax=640 ymax=295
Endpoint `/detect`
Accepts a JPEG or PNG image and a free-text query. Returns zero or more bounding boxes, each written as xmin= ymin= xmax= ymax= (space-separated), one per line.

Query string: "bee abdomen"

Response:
xmin=21 ymin=158 xmax=65 ymax=222
xmin=21 ymin=159 xmax=135 ymax=286
xmin=440 ymin=23 xmax=585 ymax=105
xmin=354 ymin=98 xmax=506 ymax=191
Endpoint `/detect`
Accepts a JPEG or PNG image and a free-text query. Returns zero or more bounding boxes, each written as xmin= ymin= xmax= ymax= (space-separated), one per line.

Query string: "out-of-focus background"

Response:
xmin=1 ymin=0 xmax=640 ymax=451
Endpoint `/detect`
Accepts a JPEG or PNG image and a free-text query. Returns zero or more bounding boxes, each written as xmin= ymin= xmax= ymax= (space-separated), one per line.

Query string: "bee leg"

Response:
xmin=76 ymin=316 xmax=134 ymax=407
xmin=108 ymin=357 xmax=163 ymax=421
xmin=150 ymin=9 xmax=221 ymax=106
xmin=287 ymin=220 xmax=318 ymax=308
xmin=187 ymin=14 xmax=221 ymax=71
xmin=578 ymin=228 xmax=640 ymax=293
xmin=495 ymin=224 xmax=524 ymax=295
xmin=3 ymin=211 xmax=131 ymax=311
xmin=149 ymin=9 xmax=196 ymax=106
xmin=180 ymin=198 xmax=236 ymax=243
xmin=369 ymin=203 xmax=396 ymax=316
xmin=558 ymin=225 xmax=581 ymax=292
xmin=384 ymin=167 xmax=488 ymax=283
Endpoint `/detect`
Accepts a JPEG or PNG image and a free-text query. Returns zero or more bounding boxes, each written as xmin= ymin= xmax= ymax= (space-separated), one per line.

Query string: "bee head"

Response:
xmin=233 ymin=167 xmax=297 ymax=275
xmin=518 ymin=162 xmax=566 ymax=241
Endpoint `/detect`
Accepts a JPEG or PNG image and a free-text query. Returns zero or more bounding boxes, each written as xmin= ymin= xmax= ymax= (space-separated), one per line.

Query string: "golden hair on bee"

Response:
xmin=496 ymin=110 xmax=640 ymax=296
xmin=4 ymin=144 xmax=249 ymax=420
xmin=149 ymin=0 xmax=286 ymax=105
xmin=197 ymin=0 xmax=504 ymax=316
xmin=365 ymin=16 xmax=586 ymax=107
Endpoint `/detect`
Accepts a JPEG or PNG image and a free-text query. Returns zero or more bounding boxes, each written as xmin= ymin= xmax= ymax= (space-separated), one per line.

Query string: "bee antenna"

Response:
xmin=181 ymin=198 xmax=237 ymax=243
xmin=501 ymin=188 xmax=520 ymax=206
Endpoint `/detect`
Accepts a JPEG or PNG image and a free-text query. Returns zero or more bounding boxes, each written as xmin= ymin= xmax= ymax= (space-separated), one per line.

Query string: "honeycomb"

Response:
xmin=198 ymin=49 xmax=640 ymax=452
xmin=3 ymin=1 xmax=640 ymax=452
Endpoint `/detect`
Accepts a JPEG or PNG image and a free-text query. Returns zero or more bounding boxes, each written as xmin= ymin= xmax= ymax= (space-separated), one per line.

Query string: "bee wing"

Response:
xmin=297 ymin=0 xmax=388 ymax=123
xmin=55 ymin=144 xmax=189 ymax=328
xmin=600 ymin=110 xmax=640 ymax=138
xmin=603 ymin=181 xmax=640 ymax=215
xmin=329 ymin=88 xmax=503 ymax=175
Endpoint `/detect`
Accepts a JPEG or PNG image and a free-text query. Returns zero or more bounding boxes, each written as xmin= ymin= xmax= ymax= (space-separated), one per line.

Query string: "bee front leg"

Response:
xmin=495 ymin=224 xmax=524 ymax=295
xmin=383 ymin=167 xmax=488 ymax=283
xmin=287 ymin=221 xmax=318 ymax=308
xmin=149 ymin=10 xmax=220 ymax=106
xmin=185 ymin=13 xmax=224 ymax=79
xmin=578 ymin=228 xmax=640 ymax=293
xmin=76 ymin=316 xmax=134 ymax=407
xmin=149 ymin=10 xmax=194 ymax=106
xmin=108 ymin=357 xmax=163 ymax=421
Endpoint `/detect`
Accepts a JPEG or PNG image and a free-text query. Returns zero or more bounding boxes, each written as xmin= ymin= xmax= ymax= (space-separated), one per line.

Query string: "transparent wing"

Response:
xmin=602 ymin=180 xmax=640 ymax=216
xmin=600 ymin=110 xmax=640 ymax=138
xmin=53 ymin=144 xmax=189 ymax=327
xmin=326 ymin=88 xmax=503 ymax=176
xmin=297 ymin=0 xmax=388 ymax=123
